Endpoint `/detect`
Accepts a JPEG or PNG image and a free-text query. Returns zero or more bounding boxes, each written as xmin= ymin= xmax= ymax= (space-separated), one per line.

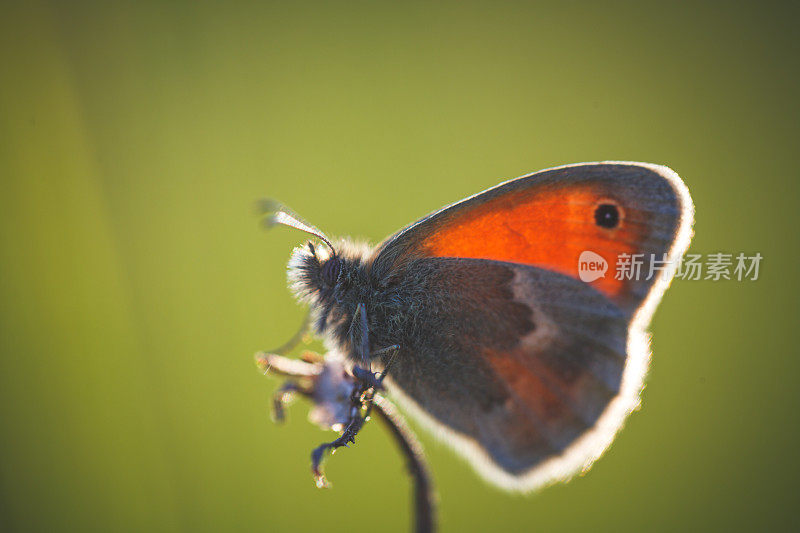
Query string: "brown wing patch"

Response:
xmin=482 ymin=347 xmax=589 ymax=451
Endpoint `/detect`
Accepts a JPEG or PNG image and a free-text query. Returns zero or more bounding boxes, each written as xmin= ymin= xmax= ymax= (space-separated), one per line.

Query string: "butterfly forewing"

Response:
xmin=373 ymin=162 xmax=691 ymax=316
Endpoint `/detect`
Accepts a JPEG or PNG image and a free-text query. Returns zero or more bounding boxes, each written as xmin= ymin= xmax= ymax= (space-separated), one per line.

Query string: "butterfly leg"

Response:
xmin=373 ymin=344 xmax=401 ymax=378
xmin=347 ymin=302 xmax=377 ymax=386
xmin=352 ymin=344 xmax=400 ymax=390
xmin=346 ymin=302 xmax=372 ymax=369
xmin=272 ymin=381 xmax=310 ymax=423
xmin=350 ymin=303 xmax=401 ymax=388
xmin=256 ymin=351 xmax=318 ymax=424
xmin=265 ymin=312 xmax=311 ymax=356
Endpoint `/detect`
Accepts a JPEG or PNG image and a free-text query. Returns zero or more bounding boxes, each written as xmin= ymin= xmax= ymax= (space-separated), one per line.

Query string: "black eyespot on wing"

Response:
xmin=594 ymin=203 xmax=620 ymax=229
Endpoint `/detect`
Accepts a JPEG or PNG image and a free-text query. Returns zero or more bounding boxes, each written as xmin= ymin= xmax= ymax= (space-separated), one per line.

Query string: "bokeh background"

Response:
xmin=1 ymin=1 xmax=798 ymax=532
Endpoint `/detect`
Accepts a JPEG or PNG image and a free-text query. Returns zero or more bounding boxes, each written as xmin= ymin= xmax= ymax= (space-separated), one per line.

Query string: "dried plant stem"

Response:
xmin=372 ymin=394 xmax=436 ymax=533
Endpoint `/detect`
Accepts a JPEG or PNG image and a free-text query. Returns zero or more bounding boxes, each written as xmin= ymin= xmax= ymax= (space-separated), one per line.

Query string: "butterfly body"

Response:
xmin=281 ymin=162 xmax=693 ymax=491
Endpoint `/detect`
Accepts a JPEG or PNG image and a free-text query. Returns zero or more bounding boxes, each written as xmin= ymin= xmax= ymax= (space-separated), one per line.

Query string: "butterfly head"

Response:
xmin=287 ymin=237 xmax=376 ymax=338
xmin=261 ymin=200 xmax=373 ymax=331
xmin=288 ymin=240 xmax=343 ymax=304
xmin=261 ymin=200 xmax=343 ymax=303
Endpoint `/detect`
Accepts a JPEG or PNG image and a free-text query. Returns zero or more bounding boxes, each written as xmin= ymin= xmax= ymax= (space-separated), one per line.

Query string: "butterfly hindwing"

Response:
xmin=380 ymin=258 xmax=628 ymax=488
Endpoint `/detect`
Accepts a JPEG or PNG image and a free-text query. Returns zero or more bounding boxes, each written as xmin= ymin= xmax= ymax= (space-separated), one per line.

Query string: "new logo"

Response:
xmin=578 ymin=250 xmax=608 ymax=282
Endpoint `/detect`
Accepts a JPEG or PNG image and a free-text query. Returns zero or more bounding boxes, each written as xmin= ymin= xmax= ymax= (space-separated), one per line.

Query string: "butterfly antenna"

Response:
xmin=258 ymin=199 xmax=336 ymax=255
xmin=379 ymin=345 xmax=400 ymax=381
xmin=358 ymin=303 xmax=371 ymax=371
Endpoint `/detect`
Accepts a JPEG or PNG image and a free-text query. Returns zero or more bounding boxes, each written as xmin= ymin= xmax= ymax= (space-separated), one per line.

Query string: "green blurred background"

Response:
xmin=1 ymin=1 xmax=797 ymax=531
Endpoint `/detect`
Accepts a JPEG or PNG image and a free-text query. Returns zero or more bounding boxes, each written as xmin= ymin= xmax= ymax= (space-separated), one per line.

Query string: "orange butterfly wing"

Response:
xmin=374 ymin=162 xmax=693 ymax=314
xmin=419 ymin=184 xmax=640 ymax=301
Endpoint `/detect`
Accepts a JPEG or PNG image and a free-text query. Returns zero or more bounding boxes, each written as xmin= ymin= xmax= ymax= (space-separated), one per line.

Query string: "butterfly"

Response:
xmin=267 ymin=162 xmax=694 ymax=491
